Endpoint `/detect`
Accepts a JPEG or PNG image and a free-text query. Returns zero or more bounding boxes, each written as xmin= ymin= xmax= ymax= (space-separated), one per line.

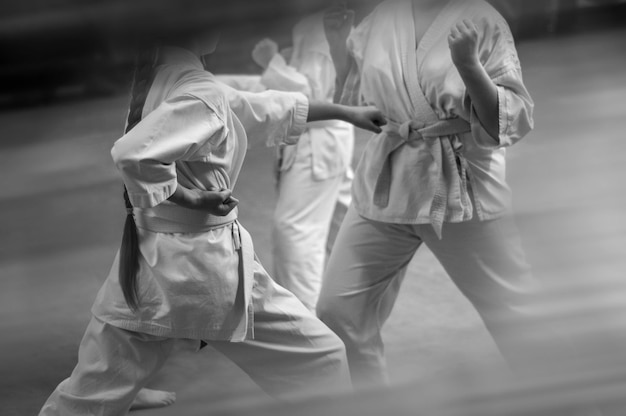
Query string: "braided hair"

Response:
xmin=119 ymin=48 xmax=159 ymax=311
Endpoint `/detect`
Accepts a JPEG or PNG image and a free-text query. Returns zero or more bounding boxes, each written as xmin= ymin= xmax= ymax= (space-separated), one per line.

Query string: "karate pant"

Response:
xmin=273 ymin=137 xmax=353 ymax=312
xmin=317 ymin=206 xmax=537 ymax=388
xmin=40 ymin=263 xmax=350 ymax=416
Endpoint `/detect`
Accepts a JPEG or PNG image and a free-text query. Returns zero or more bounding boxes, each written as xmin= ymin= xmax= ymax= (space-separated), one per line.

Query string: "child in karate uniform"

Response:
xmin=39 ymin=19 xmax=386 ymax=416
xmin=250 ymin=11 xmax=355 ymax=312
xmin=319 ymin=0 xmax=537 ymax=388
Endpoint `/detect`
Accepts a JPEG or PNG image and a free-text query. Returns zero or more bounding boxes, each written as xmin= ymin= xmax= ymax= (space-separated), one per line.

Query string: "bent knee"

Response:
xmin=316 ymin=295 xmax=351 ymax=332
xmin=319 ymin=327 xmax=348 ymax=363
xmin=272 ymin=212 xmax=300 ymax=237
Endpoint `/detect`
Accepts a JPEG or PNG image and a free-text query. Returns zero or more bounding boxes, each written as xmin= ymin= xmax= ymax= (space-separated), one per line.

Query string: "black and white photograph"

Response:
xmin=1 ymin=1 xmax=626 ymax=415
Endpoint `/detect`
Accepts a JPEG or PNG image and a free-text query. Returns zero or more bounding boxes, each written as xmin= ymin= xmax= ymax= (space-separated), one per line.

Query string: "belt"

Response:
xmin=135 ymin=205 xmax=255 ymax=342
xmin=134 ymin=205 xmax=238 ymax=234
xmin=373 ymin=118 xmax=473 ymax=238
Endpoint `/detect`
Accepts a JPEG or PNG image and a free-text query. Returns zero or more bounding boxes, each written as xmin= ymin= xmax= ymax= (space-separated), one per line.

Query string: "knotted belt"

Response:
xmin=135 ymin=205 xmax=254 ymax=341
xmin=372 ymin=118 xmax=474 ymax=238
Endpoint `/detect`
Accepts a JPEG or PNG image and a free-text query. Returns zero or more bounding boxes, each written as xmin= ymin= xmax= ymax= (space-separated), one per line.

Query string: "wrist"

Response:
xmin=336 ymin=105 xmax=353 ymax=123
xmin=178 ymin=187 xmax=201 ymax=210
xmin=189 ymin=189 xmax=205 ymax=210
xmin=454 ymin=56 xmax=482 ymax=73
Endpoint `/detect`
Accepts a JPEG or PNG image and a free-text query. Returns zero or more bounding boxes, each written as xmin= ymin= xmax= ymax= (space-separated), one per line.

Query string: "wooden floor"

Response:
xmin=1 ymin=28 xmax=625 ymax=416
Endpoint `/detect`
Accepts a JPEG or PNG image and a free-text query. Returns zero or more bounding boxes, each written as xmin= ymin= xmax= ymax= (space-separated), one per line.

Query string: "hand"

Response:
xmin=252 ymin=38 xmax=279 ymax=69
xmin=323 ymin=5 xmax=355 ymax=52
xmin=346 ymin=106 xmax=387 ymax=134
xmin=280 ymin=47 xmax=294 ymax=63
xmin=193 ymin=189 xmax=239 ymax=217
xmin=448 ymin=20 xmax=481 ymax=69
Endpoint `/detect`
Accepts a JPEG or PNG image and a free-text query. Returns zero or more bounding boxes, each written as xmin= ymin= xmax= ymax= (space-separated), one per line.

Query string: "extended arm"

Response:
xmin=308 ymin=101 xmax=386 ymax=133
xmin=224 ymin=84 xmax=387 ymax=148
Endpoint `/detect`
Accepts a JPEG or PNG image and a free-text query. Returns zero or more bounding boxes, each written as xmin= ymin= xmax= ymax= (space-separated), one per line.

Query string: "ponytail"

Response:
xmin=119 ymin=48 xmax=158 ymax=311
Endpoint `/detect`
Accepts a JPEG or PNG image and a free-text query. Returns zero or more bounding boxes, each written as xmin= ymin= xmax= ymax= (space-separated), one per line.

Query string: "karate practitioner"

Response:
xmin=250 ymin=12 xmax=355 ymax=311
xmin=39 ymin=20 xmax=387 ymax=415
xmin=318 ymin=0 xmax=537 ymax=388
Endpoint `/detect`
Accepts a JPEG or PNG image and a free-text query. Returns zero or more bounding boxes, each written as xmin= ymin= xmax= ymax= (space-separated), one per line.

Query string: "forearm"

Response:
xmin=168 ymin=184 xmax=238 ymax=216
xmin=167 ymin=184 xmax=198 ymax=210
xmin=456 ymin=61 xmax=499 ymax=140
xmin=307 ymin=101 xmax=350 ymax=123
xmin=307 ymin=100 xmax=385 ymax=133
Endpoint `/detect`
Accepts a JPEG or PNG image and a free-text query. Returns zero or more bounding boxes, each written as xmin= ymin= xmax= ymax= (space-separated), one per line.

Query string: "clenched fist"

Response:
xmin=345 ymin=106 xmax=387 ymax=134
xmin=448 ymin=20 xmax=480 ymax=69
xmin=252 ymin=38 xmax=279 ymax=70
xmin=193 ymin=189 xmax=239 ymax=217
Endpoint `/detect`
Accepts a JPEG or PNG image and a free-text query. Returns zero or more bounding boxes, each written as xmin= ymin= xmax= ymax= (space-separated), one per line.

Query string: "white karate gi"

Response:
xmin=261 ymin=14 xmax=355 ymax=311
xmin=40 ymin=47 xmax=349 ymax=416
xmin=317 ymin=0 xmax=537 ymax=388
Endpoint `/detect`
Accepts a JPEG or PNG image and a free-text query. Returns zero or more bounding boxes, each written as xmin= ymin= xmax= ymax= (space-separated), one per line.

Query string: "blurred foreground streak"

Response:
xmin=1 ymin=1 xmax=626 ymax=415
xmin=223 ymin=270 xmax=626 ymax=416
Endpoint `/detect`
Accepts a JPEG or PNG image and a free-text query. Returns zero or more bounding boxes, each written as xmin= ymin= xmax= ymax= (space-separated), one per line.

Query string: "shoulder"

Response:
xmin=146 ymin=75 xmax=230 ymax=135
xmin=175 ymin=70 xmax=230 ymax=121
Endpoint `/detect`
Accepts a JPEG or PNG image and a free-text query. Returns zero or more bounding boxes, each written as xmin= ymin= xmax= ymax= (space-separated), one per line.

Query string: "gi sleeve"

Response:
xmin=261 ymin=54 xmax=313 ymax=97
xmin=215 ymin=75 xmax=265 ymax=93
xmin=111 ymin=95 xmax=227 ymax=208
xmin=470 ymin=16 xmax=535 ymax=150
xmin=221 ymin=84 xmax=309 ymax=147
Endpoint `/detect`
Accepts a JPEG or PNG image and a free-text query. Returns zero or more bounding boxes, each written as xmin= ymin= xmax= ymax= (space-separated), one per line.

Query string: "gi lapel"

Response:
xmin=399 ymin=1 xmax=473 ymax=237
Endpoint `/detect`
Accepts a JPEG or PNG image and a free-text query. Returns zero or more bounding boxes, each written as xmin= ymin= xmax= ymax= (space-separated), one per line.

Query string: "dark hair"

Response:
xmin=119 ymin=48 xmax=159 ymax=311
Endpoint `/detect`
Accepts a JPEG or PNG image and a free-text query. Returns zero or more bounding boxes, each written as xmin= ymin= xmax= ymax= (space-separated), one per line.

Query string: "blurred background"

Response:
xmin=1 ymin=1 xmax=626 ymax=415
xmin=1 ymin=0 xmax=625 ymax=107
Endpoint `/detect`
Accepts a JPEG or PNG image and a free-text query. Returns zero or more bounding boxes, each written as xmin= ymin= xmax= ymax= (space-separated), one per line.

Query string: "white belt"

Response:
xmin=134 ymin=205 xmax=238 ymax=234
xmin=372 ymin=118 xmax=473 ymax=238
